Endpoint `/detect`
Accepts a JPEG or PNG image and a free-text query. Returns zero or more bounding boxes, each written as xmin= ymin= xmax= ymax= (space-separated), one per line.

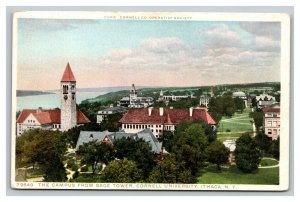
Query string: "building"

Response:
xmin=199 ymin=95 xmax=210 ymax=107
xmin=119 ymin=107 xmax=216 ymax=138
xmin=75 ymin=129 xmax=162 ymax=154
xmin=255 ymin=94 xmax=277 ymax=109
xmin=263 ymin=104 xmax=280 ymax=140
xmin=157 ymin=90 xmax=195 ymax=102
xmin=232 ymin=91 xmax=247 ymax=107
xmin=97 ymin=105 xmax=128 ymax=124
xmin=118 ymin=84 xmax=154 ymax=108
xmin=16 ymin=63 xmax=90 ymax=136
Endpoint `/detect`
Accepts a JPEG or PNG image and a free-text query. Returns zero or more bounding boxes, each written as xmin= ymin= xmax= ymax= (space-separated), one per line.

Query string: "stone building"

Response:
xmin=263 ymin=104 xmax=280 ymax=140
xmin=119 ymin=107 xmax=216 ymax=138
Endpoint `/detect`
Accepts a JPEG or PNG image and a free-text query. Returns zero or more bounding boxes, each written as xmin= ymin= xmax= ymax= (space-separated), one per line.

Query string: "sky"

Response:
xmin=17 ymin=18 xmax=281 ymax=90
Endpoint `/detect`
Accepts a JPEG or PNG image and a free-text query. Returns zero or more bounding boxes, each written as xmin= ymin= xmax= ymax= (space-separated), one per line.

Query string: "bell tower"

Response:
xmin=60 ymin=62 xmax=77 ymax=131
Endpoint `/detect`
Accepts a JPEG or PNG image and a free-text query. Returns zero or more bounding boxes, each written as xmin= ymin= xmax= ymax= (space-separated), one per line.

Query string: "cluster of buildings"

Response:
xmin=157 ymin=90 xmax=196 ymax=103
xmin=118 ymin=84 xmax=154 ymax=108
xmin=16 ymin=62 xmax=281 ymax=166
xmin=231 ymin=91 xmax=280 ymax=140
xmin=17 ymin=63 xmax=217 ymax=158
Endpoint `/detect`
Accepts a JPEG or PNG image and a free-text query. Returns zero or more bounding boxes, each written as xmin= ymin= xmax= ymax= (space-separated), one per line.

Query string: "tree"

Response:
xmin=16 ymin=129 xmax=67 ymax=181
xmin=101 ymin=159 xmax=142 ymax=183
xmin=157 ymin=130 xmax=174 ymax=152
xmin=172 ymin=123 xmax=208 ymax=176
xmin=206 ymin=140 xmax=230 ymax=170
xmin=148 ymin=155 xmax=178 ymax=183
xmin=148 ymin=155 xmax=196 ymax=184
xmin=249 ymin=111 xmax=263 ymax=130
xmin=235 ymin=133 xmax=262 ymax=173
xmin=114 ymin=137 xmax=155 ymax=179
xmin=254 ymin=132 xmax=272 ymax=155
xmin=251 ymin=97 xmax=257 ymax=108
xmin=100 ymin=113 xmax=123 ymax=132
xmin=269 ymin=138 xmax=280 ymax=159
xmin=222 ymin=96 xmax=235 ymax=116
xmin=234 ymin=97 xmax=245 ymax=112
xmin=43 ymin=153 xmax=67 ymax=182
xmin=77 ymin=141 xmax=114 ymax=174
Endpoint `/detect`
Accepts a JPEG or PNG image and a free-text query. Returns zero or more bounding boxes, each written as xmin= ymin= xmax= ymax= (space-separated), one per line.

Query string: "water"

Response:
xmin=16 ymin=91 xmax=107 ymax=111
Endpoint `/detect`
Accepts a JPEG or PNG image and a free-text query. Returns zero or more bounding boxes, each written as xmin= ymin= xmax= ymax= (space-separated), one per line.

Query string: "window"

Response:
xmin=63 ymin=85 xmax=68 ymax=94
xmin=273 ymin=129 xmax=277 ymax=135
xmin=267 ymin=121 xmax=272 ymax=127
xmin=268 ymin=129 xmax=272 ymax=134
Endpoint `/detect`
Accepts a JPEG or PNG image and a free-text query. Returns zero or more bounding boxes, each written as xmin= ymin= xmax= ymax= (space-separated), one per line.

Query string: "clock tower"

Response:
xmin=60 ymin=62 xmax=77 ymax=131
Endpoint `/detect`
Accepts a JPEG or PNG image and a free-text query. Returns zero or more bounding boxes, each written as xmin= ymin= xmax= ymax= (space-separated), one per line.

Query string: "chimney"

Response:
xmin=148 ymin=107 xmax=153 ymax=116
xmin=37 ymin=107 xmax=42 ymax=113
xmin=110 ymin=104 xmax=113 ymax=108
xmin=159 ymin=107 xmax=164 ymax=116
xmin=189 ymin=107 xmax=193 ymax=117
xmin=170 ymin=106 xmax=173 ymax=109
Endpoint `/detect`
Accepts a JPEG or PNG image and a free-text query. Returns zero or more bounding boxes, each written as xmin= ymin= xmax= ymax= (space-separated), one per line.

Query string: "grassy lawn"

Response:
xmin=198 ymin=165 xmax=279 ymax=185
xmin=260 ymin=158 xmax=279 ymax=167
xmin=217 ymin=108 xmax=253 ymax=141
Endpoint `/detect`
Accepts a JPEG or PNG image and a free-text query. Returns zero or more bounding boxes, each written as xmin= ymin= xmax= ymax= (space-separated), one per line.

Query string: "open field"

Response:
xmin=217 ymin=108 xmax=253 ymax=141
xmin=198 ymin=165 xmax=279 ymax=185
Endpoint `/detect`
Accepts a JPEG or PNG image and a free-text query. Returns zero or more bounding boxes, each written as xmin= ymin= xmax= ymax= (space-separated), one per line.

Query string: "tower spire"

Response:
xmin=61 ymin=62 xmax=76 ymax=82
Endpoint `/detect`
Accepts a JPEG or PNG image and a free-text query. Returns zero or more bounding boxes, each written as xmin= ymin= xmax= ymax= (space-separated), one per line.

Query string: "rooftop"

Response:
xmin=61 ymin=63 xmax=76 ymax=82
xmin=119 ymin=108 xmax=216 ymax=125
xmin=17 ymin=109 xmax=90 ymax=124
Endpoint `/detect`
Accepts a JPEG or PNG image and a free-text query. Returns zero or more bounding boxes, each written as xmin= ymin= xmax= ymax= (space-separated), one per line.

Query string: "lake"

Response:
xmin=16 ymin=91 xmax=107 ymax=111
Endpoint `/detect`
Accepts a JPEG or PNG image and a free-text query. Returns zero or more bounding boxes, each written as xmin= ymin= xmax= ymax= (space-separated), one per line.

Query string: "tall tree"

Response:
xmin=234 ymin=97 xmax=245 ymax=112
xmin=100 ymin=113 xmax=123 ymax=132
xmin=249 ymin=111 xmax=263 ymax=130
xmin=16 ymin=129 xmax=67 ymax=181
xmin=172 ymin=123 xmax=208 ymax=176
xmin=114 ymin=137 xmax=155 ymax=179
xmin=148 ymin=155 xmax=195 ymax=184
xmin=77 ymin=141 xmax=114 ymax=174
xmin=206 ymin=140 xmax=230 ymax=170
xmin=101 ymin=159 xmax=142 ymax=183
xmin=235 ymin=133 xmax=262 ymax=173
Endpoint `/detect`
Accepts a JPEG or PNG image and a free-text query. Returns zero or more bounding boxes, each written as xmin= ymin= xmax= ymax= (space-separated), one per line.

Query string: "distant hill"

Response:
xmin=16 ymin=90 xmax=54 ymax=97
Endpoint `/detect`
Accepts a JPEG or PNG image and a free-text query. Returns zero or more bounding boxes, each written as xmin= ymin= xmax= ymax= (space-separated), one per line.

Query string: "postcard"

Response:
xmin=11 ymin=11 xmax=290 ymax=191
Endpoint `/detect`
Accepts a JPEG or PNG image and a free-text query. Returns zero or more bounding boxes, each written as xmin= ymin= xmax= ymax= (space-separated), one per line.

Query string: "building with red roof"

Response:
xmin=119 ymin=107 xmax=216 ymax=138
xmin=16 ymin=63 xmax=90 ymax=136
xmin=262 ymin=103 xmax=280 ymax=140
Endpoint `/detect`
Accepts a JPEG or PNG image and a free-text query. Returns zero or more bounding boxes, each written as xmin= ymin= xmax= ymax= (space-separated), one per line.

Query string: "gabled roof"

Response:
xmin=75 ymin=130 xmax=112 ymax=150
xmin=119 ymin=108 xmax=216 ymax=125
xmin=17 ymin=109 xmax=90 ymax=124
xmin=61 ymin=63 xmax=76 ymax=82
xmin=76 ymin=129 xmax=162 ymax=154
xmin=263 ymin=107 xmax=280 ymax=113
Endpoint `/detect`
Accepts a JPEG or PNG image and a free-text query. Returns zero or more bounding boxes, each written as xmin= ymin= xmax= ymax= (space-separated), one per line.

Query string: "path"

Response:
xmin=258 ymin=158 xmax=279 ymax=169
